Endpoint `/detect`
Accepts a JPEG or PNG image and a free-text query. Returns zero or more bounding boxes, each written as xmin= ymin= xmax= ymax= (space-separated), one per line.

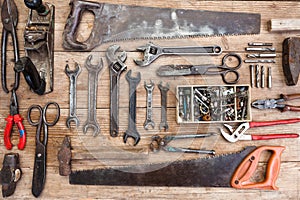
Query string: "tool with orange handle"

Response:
xmin=4 ymin=90 xmax=26 ymax=150
xmin=220 ymin=118 xmax=300 ymax=143
xmin=69 ymin=146 xmax=284 ymax=190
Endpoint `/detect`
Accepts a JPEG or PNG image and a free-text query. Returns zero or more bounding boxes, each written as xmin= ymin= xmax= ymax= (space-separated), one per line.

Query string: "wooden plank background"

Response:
xmin=0 ymin=0 xmax=300 ymax=199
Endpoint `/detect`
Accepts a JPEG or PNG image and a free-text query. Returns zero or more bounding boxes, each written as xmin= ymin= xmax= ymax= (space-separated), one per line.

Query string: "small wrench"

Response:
xmin=65 ymin=63 xmax=81 ymax=128
xmin=83 ymin=55 xmax=103 ymax=136
xmin=158 ymin=82 xmax=169 ymax=131
xmin=144 ymin=80 xmax=155 ymax=130
xmin=106 ymin=44 xmax=127 ymax=137
xmin=124 ymin=70 xmax=141 ymax=145
xmin=134 ymin=42 xmax=222 ymax=67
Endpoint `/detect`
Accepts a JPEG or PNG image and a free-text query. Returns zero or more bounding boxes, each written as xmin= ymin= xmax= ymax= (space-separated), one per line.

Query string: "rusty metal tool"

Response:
xmin=220 ymin=118 xmax=300 ymax=143
xmin=252 ymin=93 xmax=300 ymax=112
xmin=158 ymin=82 xmax=169 ymax=131
xmin=144 ymin=80 xmax=155 ymax=130
xmin=65 ymin=63 xmax=81 ymax=128
xmin=83 ymin=55 xmax=103 ymax=136
xmin=0 ymin=153 xmax=22 ymax=197
xmin=23 ymin=0 xmax=55 ymax=94
xmin=57 ymin=136 xmax=72 ymax=176
xmin=28 ymin=102 xmax=60 ymax=197
xmin=134 ymin=43 xmax=222 ymax=67
xmin=63 ymin=0 xmax=260 ymax=51
xmin=150 ymin=133 xmax=216 ymax=154
xmin=124 ymin=70 xmax=141 ymax=146
xmin=1 ymin=0 xmax=20 ymax=93
xmin=282 ymin=37 xmax=300 ymax=86
xmin=156 ymin=53 xmax=242 ymax=84
xmin=4 ymin=90 xmax=26 ymax=150
xmin=69 ymin=146 xmax=285 ymax=190
xmin=106 ymin=45 xmax=127 ymax=137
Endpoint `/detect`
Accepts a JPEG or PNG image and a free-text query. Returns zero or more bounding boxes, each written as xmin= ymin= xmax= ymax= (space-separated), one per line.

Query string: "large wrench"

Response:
xmin=83 ymin=55 xmax=103 ymax=136
xmin=124 ymin=70 xmax=141 ymax=145
xmin=65 ymin=63 xmax=81 ymax=128
xmin=144 ymin=80 xmax=155 ymax=130
xmin=106 ymin=44 xmax=127 ymax=137
xmin=158 ymin=82 xmax=169 ymax=131
xmin=134 ymin=42 xmax=222 ymax=67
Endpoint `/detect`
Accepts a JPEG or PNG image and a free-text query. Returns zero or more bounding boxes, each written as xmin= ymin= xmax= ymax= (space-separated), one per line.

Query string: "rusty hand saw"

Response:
xmin=63 ymin=0 xmax=261 ymax=51
xmin=69 ymin=146 xmax=285 ymax=190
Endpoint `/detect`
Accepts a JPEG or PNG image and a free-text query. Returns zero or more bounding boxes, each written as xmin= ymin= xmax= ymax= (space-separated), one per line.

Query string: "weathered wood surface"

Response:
xmin=0 ymin=0 xmax=299 ymax=199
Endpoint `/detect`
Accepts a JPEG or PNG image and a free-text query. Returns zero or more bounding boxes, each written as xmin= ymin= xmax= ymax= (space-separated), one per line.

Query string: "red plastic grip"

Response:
xmin=250 ymin=118 xmax=300 ymax=128
xmin=4 ymin=115 xmax=14 ymax=150
xmin=231 ymin=146 xmax=285 ymax=190
xmin=252 ymin=134 xmax=299 ymax=140
xmin=14 ymin=114 xmax=26 ymax=150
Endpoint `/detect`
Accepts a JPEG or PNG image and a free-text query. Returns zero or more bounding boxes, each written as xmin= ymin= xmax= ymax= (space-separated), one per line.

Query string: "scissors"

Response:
xmin=1 ymin=0 xmax=20 ymax=93
xmin=27 ymin=102 xmax=60 ymax=197
xmin=156 ymin=53 xmax=242 ymax=84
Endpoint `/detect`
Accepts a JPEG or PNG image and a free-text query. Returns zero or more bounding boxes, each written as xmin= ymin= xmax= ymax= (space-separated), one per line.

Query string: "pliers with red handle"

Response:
xmin=4 ymin=90 xmax=26 ymax=150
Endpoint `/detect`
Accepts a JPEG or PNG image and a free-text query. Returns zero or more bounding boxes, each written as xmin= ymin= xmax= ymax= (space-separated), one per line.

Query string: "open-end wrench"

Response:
xmin=83 ymin=55 xmax=103 ymax=136
xmin=65 ymin=63 xmax=81 ymax=128
xmin=124 ymin=70 xmax=141 ymax=145
xmin=106 ymin=44 xmax=127 ymax=137
xmin=144 ymin=80 xmax=155 ymax=130
xmin=158 ymin=82 xmax=169 ymax=131
xmin=134 ymin=42 xmax=222 ymax=67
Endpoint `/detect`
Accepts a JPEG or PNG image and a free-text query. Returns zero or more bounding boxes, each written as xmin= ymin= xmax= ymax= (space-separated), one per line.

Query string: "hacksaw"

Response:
xmin=69 ymin=146 xmax=285 ymax=190
xmin=63 ymin=0 xmax=261 ymax=51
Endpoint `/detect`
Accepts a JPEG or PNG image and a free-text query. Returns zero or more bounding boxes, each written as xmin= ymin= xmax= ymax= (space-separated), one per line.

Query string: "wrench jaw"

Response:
xmin=220 ymin=123 xmax=250 ymax=143
xmin=123 ymin=131 xmax=140 ymax=146
xmin=144 ymin=120 xmax=155 ymax=130
xmin=85 ymin=55 xmax=104 ymax=71
xmin=159 ymin=122 xmax=169 ymax=131
xmin=83 ymin=122 xmax=101 ymax=137
xmin=134 ymin=43 xmax=162 ymax=67
xmin=66 ymin=116 xmax=80 ymax=129
xmin=125 ymin=70 xmax=141 ymax=83
xmin=106 ymin=44 xmax=127 ymax=74
xmin=65 ymin=63 xmax=81 ymax=76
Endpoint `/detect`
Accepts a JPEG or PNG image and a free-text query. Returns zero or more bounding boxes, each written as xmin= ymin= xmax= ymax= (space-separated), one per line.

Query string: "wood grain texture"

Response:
xmin=0 ymin=0 xmax=299 ymax=199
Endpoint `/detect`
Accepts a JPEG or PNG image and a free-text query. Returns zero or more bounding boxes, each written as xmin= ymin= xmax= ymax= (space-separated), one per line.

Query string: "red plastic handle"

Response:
xmin=4 ymin=115 xmax=14 ymax=150
xmin=14 ymin=114 xmax=26 ymax=150
xmin=4 ymin=115 xmax=26 ymax=150
xmin=252 ymin=134 xmax=299 ymax=140
xmin=231 ymin=146 xmax=285 ymax=190
xmin=250 ymin=118 xmax=300 ymax=128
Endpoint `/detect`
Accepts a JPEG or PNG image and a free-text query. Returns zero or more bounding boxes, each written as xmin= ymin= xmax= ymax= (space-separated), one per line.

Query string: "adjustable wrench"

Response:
xmin=144 ymin=80 xmax=155 ymax=130
xmin=134 ymin=42 xmax=222 ymax=67
xmin=106 ymin=44 xmax=127 ymax=137
xmin=83 ymin=55 xmax=103 ymax=136
xmin=124 ymin=70 xmax=141 ymax=145
xmin=158 ymin=82 xmax=169 ymax=131
xmin=65 ymin=63 xmax=81 ymax=128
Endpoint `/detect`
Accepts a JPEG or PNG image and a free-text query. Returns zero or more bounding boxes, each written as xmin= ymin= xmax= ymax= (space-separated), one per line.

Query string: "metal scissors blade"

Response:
xmin=32 ymin=143 xmax=46 ymax=198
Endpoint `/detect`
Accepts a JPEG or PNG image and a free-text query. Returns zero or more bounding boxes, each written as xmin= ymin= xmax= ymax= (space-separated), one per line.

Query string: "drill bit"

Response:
xmin=250 ymin=65 xmax=254 ymax=88
xmin=245 ymin=47 xmax=276 ymax=52
xmin=244 ymin=59 xmax=276 ymax=63
xmin=246 ymin=53 xmax=276 ymax=58
xmin=261 ymin=66 xmax=265 ymax=88
xmin=256 ymin=65 xmax=260 ymax=88
xmin=268 ymin=67 xmax=272 ymax=88
xmin=248 ymin=42 xmax=273 ymax=46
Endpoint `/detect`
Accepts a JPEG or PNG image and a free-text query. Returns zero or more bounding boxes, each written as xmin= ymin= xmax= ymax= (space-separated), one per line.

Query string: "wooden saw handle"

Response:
xmin=231 ymin=146 xmax=285 ymax=190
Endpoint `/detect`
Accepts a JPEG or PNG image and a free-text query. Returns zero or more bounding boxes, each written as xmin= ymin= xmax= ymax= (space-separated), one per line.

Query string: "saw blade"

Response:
xmin=63 ymin=0 xmax=261 ymax=50
xmin=69 ymin=146 xmax=257 ymax=187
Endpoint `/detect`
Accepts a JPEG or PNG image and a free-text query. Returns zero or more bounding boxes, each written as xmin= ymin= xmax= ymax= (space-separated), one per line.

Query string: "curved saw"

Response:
xmin=63 ymin=0 xmax=261 ymax=51
xmin=69 ymin=146 xmax=285 ymax=190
